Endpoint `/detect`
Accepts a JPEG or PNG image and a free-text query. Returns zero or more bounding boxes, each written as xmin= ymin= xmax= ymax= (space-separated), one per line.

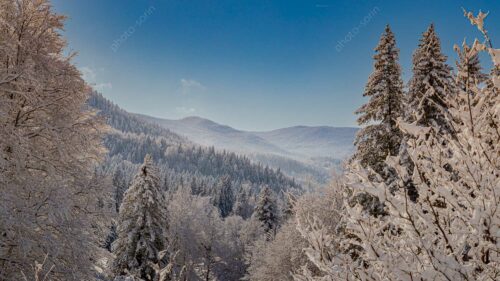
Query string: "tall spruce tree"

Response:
xmin=214 ymin=175 xmax=234 ymax=217
xmin=254 ymin=186 xmax=278 ymax=238
xmin=353 ymin=25 xmax=405 ymax=176
xmin=400 ymin=24 xmax=457 ymax=202
xmin=112 ymin=155 xmax=167 ymax=281
xmin=407 ymin=24 xmax=456 ymax=133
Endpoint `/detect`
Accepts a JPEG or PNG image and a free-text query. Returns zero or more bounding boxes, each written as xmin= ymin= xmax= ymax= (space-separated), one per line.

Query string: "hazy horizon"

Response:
xmin=134 ymin=112 xmax=361 ymax=131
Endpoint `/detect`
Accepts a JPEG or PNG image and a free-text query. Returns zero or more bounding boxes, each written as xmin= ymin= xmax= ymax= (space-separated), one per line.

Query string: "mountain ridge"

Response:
xmin=136 ymin=114 xmax=294 ymax=157
xmin=136 ymin=114 xmax=358 ymax=161
xmin=88 ymin=92 xmax=300 ymax=193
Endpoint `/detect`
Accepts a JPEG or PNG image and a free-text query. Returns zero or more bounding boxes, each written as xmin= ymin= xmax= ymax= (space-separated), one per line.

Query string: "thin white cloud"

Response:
xmin=175 ymin=106 xmax=196 ymax=114
xmin=79 ymin=66 xmax=96 ymax=82
xmin=180 ymin=78 xmax=206 ymax=95
xmin=79 ymin=66 xmax=112 ymax=92
xmin=94 ymin=82 xmax=113 ymax=91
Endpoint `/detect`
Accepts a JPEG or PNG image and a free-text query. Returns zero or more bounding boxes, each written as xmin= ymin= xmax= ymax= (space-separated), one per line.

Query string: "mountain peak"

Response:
xmin=179 ymin=116 xmax=209 ymax=122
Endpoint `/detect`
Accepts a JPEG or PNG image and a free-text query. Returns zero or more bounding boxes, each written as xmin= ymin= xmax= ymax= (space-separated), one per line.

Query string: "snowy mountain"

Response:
xmin=137 ymin=115 xmax=358 ymax=162
xmin=137 ymin=115 xmax=291 ymax=156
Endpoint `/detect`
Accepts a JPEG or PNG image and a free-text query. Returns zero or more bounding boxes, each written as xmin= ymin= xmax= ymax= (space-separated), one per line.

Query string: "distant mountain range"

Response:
xmin=88 ymin=92 xmax=358 ymax=185
xmin=254 ymin=126 xmax=358 ymax=160
xmin=136 ymin=115 xmax=358 ymax=182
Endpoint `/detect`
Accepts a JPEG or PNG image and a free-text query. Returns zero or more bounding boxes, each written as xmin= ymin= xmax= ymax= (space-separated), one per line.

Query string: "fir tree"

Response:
xmin=351 ymin=25 xmax=405 ymax=215
xmin=214 ymin=175 xmax=234 ymax=218
xmin=254 ymin=186 xmax=278 ymax=238
xmin=112 ymin=155 xmax=167 ymax=281
xmin=400 ymin=24 xmax=457 ymax=202
xmin=407 ymin=24 xmax=456 ymax=134
xmin=353 ymin=25 xmax=405 ymax=176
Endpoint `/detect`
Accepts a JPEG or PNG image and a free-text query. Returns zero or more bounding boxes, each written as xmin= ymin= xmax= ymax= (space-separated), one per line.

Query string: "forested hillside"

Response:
xmin=89 ymin=92 xmax=299 ymax=207
xmin=139 ymin=113 xmax=357 ymax=184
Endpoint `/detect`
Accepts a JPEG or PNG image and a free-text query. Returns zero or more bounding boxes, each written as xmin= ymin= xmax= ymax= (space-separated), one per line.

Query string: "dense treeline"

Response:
xmin=91 ymin=92 xmax=299 ymax=195
xmin=104 ymin=134 xmax=297 ymax=192
xmin=88 ymin=92 xmax=186 ymax=142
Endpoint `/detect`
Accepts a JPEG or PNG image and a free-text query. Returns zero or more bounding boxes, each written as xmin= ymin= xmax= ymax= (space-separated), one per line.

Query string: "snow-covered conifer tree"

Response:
xmin=400 ymin=24 xmax=457 ymax=202
xmin=282 ymin=192 xmax=297 ymax=221
xmin=351 ymin=25 xmax=405 ymax=215
xmin=407 ymin=24 xmax=456 ymax=133
xmin=254 ymin=186 xmax=278 ymax=237
xmin=293 ymin=12 xmax=499 ymax=281
xmin=214 ymin=175 xmax=234 ymax=217
xmin=112 ymin=155 xmax=167 ymax=281
xmin=353 ymin=25 xmax=405 ymax=176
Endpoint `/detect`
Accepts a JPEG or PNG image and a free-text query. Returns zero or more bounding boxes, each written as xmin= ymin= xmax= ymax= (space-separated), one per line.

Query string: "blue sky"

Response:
xmin=52 ymin=0 xmax=499 ymax=131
